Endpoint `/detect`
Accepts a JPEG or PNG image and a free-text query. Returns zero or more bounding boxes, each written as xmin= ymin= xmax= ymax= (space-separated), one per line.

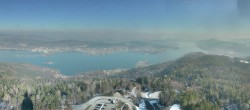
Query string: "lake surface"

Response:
xmin=0 ymin=42 xmax=201 ymax=75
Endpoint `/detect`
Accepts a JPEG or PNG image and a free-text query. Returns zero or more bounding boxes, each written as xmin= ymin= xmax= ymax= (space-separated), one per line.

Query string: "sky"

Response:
xmin=0 ymin=0 xmax=250 ymax=41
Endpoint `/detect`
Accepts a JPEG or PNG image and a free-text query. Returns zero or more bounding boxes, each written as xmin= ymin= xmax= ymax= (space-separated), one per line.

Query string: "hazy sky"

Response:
xmin=0 ymin=0 xmax=250 ymax=41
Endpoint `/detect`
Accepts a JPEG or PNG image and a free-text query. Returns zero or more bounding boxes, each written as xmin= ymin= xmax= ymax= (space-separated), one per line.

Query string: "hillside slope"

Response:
xmin=135 ymin=52 xmax=250 ymax=110
xmin=0 ymin=62 xmax=64 ymax=79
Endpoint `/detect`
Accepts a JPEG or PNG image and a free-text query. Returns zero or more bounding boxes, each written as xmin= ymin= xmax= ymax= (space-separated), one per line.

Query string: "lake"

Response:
xmin=0 ymin=42 xmax=201 ymax=75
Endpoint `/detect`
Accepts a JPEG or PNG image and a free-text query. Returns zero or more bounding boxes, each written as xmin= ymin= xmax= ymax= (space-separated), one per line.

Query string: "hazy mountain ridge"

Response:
xmin=196 ymin=39 xmax=250 ymax=57
xmin=0 ymin=37 xmax=177 ymax=55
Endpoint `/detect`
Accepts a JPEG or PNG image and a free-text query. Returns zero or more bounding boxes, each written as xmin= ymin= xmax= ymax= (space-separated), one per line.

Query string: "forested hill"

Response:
xmin=113 ymin=52 xmax=250 ymax=81
xmin=159 ymin=52 xmax=250 ymax=81
xmin=112 ymin=52 xmax=250 ymax=110
xmin=148 ymin=52 xmax=250 ymax=110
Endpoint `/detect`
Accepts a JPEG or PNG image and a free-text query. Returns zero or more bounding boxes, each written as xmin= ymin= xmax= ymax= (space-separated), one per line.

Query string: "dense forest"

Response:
xmin=0 ymin=75 xmax=139 ymax=109
xmin=0 ymin=52 xmax=250 ymax=110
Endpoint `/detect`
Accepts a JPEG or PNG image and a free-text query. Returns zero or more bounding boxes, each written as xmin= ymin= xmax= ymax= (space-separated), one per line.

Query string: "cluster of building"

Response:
xmin=73 ymin=86 xmax=163 ymax=110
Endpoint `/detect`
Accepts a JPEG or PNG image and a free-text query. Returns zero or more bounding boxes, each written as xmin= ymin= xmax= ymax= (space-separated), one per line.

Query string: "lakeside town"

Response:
xmin=0 ymin=38 xmax=176 ymax=56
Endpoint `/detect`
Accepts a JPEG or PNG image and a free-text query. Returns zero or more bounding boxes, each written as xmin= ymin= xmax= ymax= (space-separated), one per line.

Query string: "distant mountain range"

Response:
xmin=0 ymin=37 xmax=178 ymax=55
xmin=196 ymin=39 xmax=250 ymax=57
